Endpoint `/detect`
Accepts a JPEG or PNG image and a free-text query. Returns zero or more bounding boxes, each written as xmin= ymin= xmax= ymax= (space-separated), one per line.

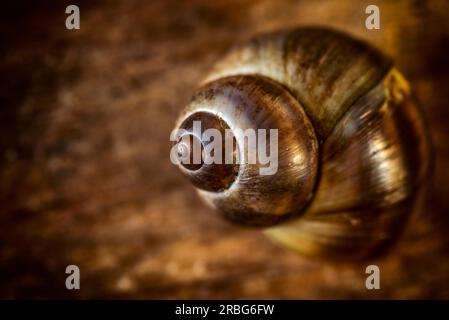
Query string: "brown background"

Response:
xmin=1 ymin=0 xmax=449 ymax=298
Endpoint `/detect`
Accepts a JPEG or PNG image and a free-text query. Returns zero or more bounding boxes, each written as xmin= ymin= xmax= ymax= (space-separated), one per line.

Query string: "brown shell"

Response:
xmin=173 ymin=27 xmax=431 ymax=259
xmin=174 ymin=74 xmax=319 ymax=226
xmin=265 ymin=69 xmax=431 ymax=260
xmin=204 ymin=27 xmax=393 ymax=141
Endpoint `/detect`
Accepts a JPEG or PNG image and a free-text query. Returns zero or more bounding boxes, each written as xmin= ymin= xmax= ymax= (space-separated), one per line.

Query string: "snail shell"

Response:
xmin=172 ymin=27 xmax=431 ymax=260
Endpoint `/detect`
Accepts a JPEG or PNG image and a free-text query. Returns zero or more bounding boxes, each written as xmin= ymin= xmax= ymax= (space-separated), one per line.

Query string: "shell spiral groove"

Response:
xmin=172 ymin=27 xmax=431 ymax=260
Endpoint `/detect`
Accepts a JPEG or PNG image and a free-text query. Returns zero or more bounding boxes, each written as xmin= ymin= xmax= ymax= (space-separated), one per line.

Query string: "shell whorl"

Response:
xmin=204 ymin=27 xmax=393 ymax=141
xmin=174 ymin=75 xmax=318 ymax=226
xmin=173 ymin=27 xmax=431 ymax=259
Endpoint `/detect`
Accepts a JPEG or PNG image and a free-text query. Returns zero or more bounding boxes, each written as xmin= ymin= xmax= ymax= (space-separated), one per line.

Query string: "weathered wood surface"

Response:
xmin=1 ymin=0 xmax=449 ymax=298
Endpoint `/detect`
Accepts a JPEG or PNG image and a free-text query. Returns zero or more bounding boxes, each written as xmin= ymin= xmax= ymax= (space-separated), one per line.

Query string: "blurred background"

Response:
xmin=1 ymin=0 xmax=449 ymax=299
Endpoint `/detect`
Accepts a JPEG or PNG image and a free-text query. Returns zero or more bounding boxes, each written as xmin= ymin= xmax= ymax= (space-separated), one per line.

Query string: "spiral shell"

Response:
xmin=172 ymin=27 xmax=431 ymax=260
